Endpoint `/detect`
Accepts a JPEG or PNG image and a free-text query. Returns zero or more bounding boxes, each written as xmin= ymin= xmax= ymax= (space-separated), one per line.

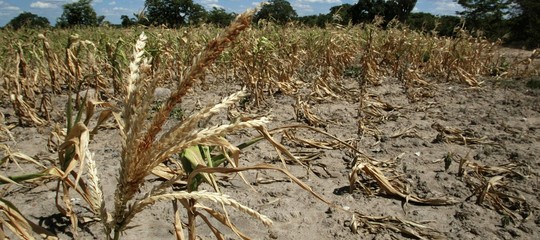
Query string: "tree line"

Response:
xmin=4 ymin=0 xmax=539 ymax=48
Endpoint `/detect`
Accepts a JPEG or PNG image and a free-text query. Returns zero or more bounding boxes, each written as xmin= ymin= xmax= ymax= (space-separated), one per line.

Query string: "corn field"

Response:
xmin=0 ymin=10 xmax=539 ymax=240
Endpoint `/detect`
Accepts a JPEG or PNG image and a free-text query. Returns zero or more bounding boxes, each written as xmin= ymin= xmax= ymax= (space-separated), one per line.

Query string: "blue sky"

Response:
xmin=0 ymin=0 xmax=464 ymax=27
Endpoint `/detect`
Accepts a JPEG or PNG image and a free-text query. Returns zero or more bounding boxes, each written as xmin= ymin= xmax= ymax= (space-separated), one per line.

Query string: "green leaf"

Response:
xmin=180 ymin=136 xmax=264 ymax=191
xmin=210 ymin=136 xmax=264 ymax=167
xmin=0 ymin=172 xmax=48 ymax=185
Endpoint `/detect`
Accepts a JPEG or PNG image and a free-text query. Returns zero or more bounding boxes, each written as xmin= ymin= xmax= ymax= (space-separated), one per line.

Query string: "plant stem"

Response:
xmin=188 ymin=199 xmax=196 ymax=240
xmin=113 ymin=228 xmax=120 ymax=240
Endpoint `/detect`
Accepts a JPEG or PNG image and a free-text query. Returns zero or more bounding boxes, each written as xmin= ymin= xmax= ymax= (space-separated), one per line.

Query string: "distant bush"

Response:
xmin=5 ymin=12 xmax=50 ymax=30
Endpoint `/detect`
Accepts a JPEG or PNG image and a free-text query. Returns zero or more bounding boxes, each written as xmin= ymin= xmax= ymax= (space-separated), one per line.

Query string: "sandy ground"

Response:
xmin=1 ymin=70 xmax=539 ymax=239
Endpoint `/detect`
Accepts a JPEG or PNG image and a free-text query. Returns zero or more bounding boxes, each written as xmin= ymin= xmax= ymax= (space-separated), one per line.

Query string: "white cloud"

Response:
xmin=200 ymin=0 xmax=223 ymax=9
xmin=201 ymin=0 xmax=218 ymax=4
xmin=208 ymin=3 xmax=224 ymax=9
xmin=112 ymin=7 xmax=131 ymax=12
xmin=0 ymin=1 xmax=20 ymax=12
xmin=30 ymin=1 xmax=57 ymax=8
xmin=4 ymin=6 xmax=19 ymax=10
xmin=293 ymin=2 xmax=314 ymax=15
xmin=100 ymin=6 xmax=134 ymax=17
xmin=434 ymin=0 xmax=463 ymax=15
xmin=109 ymin=1 xmax=116 ymax=5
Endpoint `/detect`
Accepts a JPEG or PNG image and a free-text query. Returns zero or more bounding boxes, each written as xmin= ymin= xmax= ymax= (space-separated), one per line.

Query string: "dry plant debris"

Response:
xmin=350 ymin=161 xmax=459 ymax=206
xmin=351 ymin=212 xmax=445 ymax=240
xmin=458 ymin=155 xmax=531 ymax=222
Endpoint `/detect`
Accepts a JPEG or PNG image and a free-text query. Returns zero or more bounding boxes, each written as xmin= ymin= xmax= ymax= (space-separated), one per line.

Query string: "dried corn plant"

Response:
xmin=4 ymin=43 xmax=47 ymax=126
xmin=104 ymin=9 xmax=331 ymax=240
xmin=456 ymin=154 xmax=530 ymax=221
xmin=65 ymin=35 xmax=111 ymax=106
xmin=0 ymin=113 xmax=15 ymax=143
xmin=349 ymin=160 xmax=459 ymax=205
xmin=38 ymin=34 xmax=62 ymax=94
xmin=342 ymin=21 xmax=515 ymax=104
xmin=503 ymin=49 xmax=540 ymax=78
xmin=465 ymin=173 xmax=529 ymax=220
xmin=431 ymin=122 xmax=496 ymax=146
xmin=357 ymin=94 xmax=400 ymax=139
xmin=0 ymin=144 xmax=57 ymax=239
xmin=104 ymin=39 xmax=126 ymax=95
xmin=293 ymin=96 xmax=325 ymax=127
xmin=350 ymin=212 xmax=445 ymax=239
xmin=46 ymin=92 xmax=118 ymax=236
xmin=50 ymin=122 xmax=94 ymax=236
xmin=274 ymin=124 xmax=374 ymax=174
xmin=341 ymin=123 xmax=457 ymax=240
xmin=0 ymin=14 xmax=533 ymax=128
xmin=9 ymin=94 xmax=47 ymax=126
xmin=0 ymin=144 xmax=46 ymax=170
xmin=0 ymin=198 xmax=57 ymax=239
xmin=233 ymin=25 xmax=301 ymax=106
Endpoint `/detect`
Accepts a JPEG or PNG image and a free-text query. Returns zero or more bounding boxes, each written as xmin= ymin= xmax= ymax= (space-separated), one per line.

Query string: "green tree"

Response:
xmin=407 ymin=12 xmax=438 ymax=32
xmin=253 ymin=0 xmax=297 ymax=24
xmin=350 ymin=0 xmax=385 ymax=24
xmin=57 ymin=0 xmax=104 ymax=27
xmin=437 ymin=15 xmax=462 ymax=37
xmin=350 ymin=0 xmax=417 ymax=24
xmin=6 ymin=12 xmax=50 ymax=30
xmin=187 ymin=3 xmax=207 ymax=25
xmin=298 ymin=14 xmax=331 ymax=27
xmin=386 ymin=0 xmax=417 ymax=22
xmin=457 ymin=0 xmax=512 ymax=39
xmin=121 ymin=15 xmax=136 ymax=27
xmin=406 ymin=13 xmax=462 ymax=37
xmin=206 ymin=7 xmax=236 ymax=27
xmin=509 ymin=0 xmax=540 ymax=48
xmin=145 ymin=0 xmax=207 ymax=27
